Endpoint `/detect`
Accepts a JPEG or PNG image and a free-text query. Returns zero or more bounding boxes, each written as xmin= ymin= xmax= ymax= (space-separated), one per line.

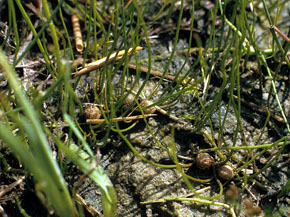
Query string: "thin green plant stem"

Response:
xmin=93 ymin=2 xmax=98 ymax=59
xmin=55 ymin=28 xmax=67 ymax=55
xmin=208 ymin=6 xmax=217 ymax=67
xmin=42 ymin=0 xmax=61 ymax=67
xmin=218 ymin=100 xmax=231 ymax=148
xmin=215 ymin=0 xmax=240 ymax=60
xmin=64 ymin=110 xmax=95 ymax=159
xmin=109 ymin=62 xmax=142 ymax=120
xmin=61 ymin=13 xmax=74 ymax=50
xmin=201 ymin=136 xmax=289 ymax=152
xmin=254 ymin=108 xmax=271 ymax=146
xmin=14 ymin=0 xmax=50 ymax=67
xmin=34 ymin=74 xmax=64 ymax=106
xmin=112 ymin=0 xmax=120 ymax=44
xmin=248 ymin=109 xmax=271 ymax=174
xmin=119 ymin=1 xmax=140 ymax=98
xmin=15 ymin=196 xmax=31 ymax=217
xmin=260 ymin=53 xmax=290 ymax=133
xmin=262 ymin=0 xmax=290 ymax=66
xmin=184 ymin=173 xmax=212 ymax=183
xmin=110 ymin=121 xmax=139 ymax=133
xmin=7 ymin=0 xmax=20 ymax=63
xmin=212 ymin=2 xmax=225 ymax=62
xmin=164 ymin=54 xmax=200 ymax=102
xmin=162 ymin=0 xmax=196 ymax=97
xmin=273 ymin=0 xmax=281 ymax=25
xmin=278 ymin=144 xmax=290 ymax=198
xmin=244 ymin=12 xmax=266 ymax=91
xmin=245 ymin=139 xmax=287 ymax=181
xmin=224 ymin=17 xmax=250 ymax=49
xmin=135 ymin=100 xmax=168 ymax=151
xmin=110 ymin=6 xmax=145 ymax=99
xmin=94 ymin=22 xmax=124 ymax=114
xmin=236 ymin=0 xmax=246 ymax=133
xmin=110 ymin=2 xmax=131 ymax=104
xmin=201 ymin=128 xmax=225 ymax=161
xmin=151 ymin=0 xmax=170 ymax=23
xmin=82 ymin=0 xmax=94 ymax=65
xmin=118 ymin=5 xmax=149 ymax=99
xmin=73 ymin=1 xmax=106 ymax=34
xmin=128 ymin=3 xmax=152 ymax=101
xmin=164 ymin=0 xmax=178 ymax=23
xmin=114 ymin=123 xmax=177 ymax=169
xmin=234 ymin=146 xmax=269 ymax=181
xmin=0 ymin=152 xmax=9 ymax=171
xmin=261 ymin=0 xmax=274 ymax=26
xmin=149 ymin=0 xmax=184 ymax=100
xmin=218 ymin=0 xmax=250 ymax=50
xmin=279 ymin=178 xmax=290 ymax=198
xmin=240 ymin=157 xmax=249 ymax=193
xmin=270 ymin=26 xmax=290 ymax=65
xmin=1 ymin=8 xmax=11 ymax=48
xmin=62 ymin=62 xmax=70 ymax=115
xmin=194 ymin=33 xmax=235 ymax=132
xmin=141 ymin=196 xmax=236 ymax=217
xmin=227 ymin=24 xmax=248 ymax=158
xmin=14 ymin=0 xmax=65 ymax=73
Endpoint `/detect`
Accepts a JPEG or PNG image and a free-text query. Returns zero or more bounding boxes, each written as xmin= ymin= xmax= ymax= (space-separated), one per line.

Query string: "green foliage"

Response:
xmin=0 ymin=51 xmax=76 ymax=217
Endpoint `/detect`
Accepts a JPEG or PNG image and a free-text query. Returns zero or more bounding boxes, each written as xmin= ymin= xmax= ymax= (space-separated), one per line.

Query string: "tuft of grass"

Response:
xmin=0 ymin=51 xmax=76 ymax=217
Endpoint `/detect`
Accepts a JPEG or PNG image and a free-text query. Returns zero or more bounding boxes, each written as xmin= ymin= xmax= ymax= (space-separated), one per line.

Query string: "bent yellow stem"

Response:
xmin=75 ymin=46 xmax=143 ymax=76
xmin=86 ymin=113 xmax=156 ymax=124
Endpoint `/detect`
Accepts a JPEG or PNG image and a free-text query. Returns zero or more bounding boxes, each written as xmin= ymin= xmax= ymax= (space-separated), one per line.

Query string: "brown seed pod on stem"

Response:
xmin=218 ymin=164 xmax=234 ymax=180
xmin=84 ymin=105 xmax=101 ymax=119
xmin=196 ymin=153 xmax=214 ymax=170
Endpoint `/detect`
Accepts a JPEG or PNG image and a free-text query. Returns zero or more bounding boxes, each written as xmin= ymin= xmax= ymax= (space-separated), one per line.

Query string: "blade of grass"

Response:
xmin=0 ymin=50 xmax=76 ymax=217
xmin=61 ymin=114 xmax=118 ymax=217
xmin=42 ymin=0 xmax=61 ymax=67
xmin=7 ymin=0 xmax=20 ymax=63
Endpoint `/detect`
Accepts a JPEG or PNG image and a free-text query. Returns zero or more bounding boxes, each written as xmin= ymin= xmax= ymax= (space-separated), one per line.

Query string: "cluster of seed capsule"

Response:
xmin=83 ymin=93 xmax=157 ymax=123
xmin=196 ymin=153 xmax=234 ymax=180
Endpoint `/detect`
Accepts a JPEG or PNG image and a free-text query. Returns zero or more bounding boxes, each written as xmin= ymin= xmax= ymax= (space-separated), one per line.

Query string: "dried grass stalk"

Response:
xmin=86 ymin=113 xmax=156 ymax=124
xmin=75 ymin=47 xmax=143 ymax=76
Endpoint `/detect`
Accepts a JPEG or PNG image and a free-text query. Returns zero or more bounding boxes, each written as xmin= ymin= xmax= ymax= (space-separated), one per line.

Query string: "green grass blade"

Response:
xmin=51 ymin=121 xmax=118 ymax=217
xmin=0 ymin=50 xmax=76 ymax=217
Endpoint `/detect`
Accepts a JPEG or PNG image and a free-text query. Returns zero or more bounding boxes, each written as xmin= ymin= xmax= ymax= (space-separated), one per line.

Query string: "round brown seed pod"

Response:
xmin=84 ymin=104 xmax=101 ymax=119
xmin=140 ymin=100 xmax=157 ymax=114
xmin=252 ymin=206 xmax=262 ymax=215
xmin=244 ymin=198 xmax=253 ymax=209
xmin=218 ymin=164 xmax=234 ymax=180
xmin=225 ymin=184 xmax=239 ymax=201
xmin=196 ymin=153 xmax=214 ymax=170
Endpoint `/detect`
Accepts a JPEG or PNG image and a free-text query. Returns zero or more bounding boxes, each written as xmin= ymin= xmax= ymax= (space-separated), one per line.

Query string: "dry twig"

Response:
xmin=75 ymin=47 xmax=143 ymax=76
